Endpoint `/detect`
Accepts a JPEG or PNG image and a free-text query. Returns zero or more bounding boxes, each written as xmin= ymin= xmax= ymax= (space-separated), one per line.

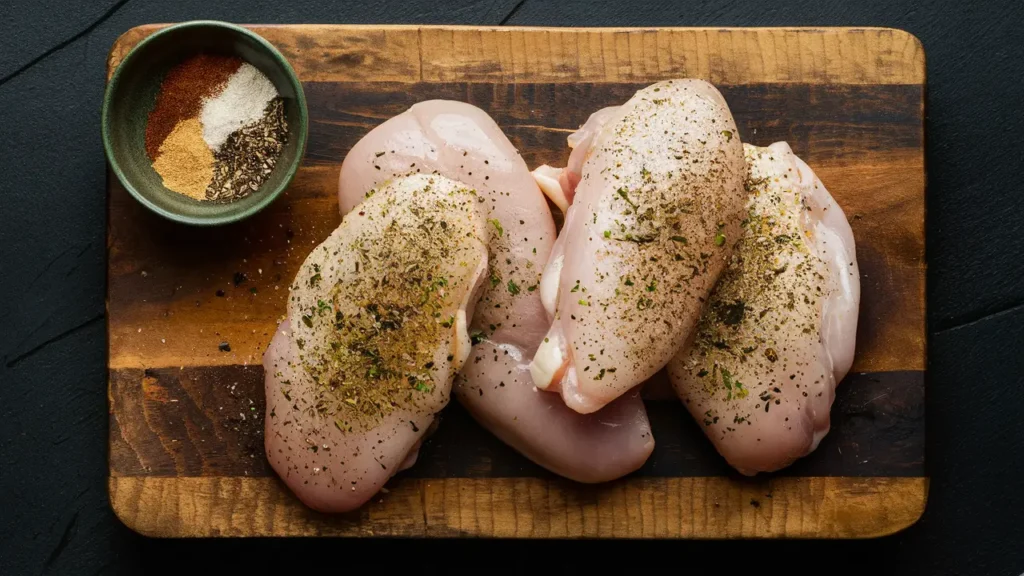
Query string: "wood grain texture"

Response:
xmin=109 ymin=476 xmax=927 ymax=538
xmin=106 ymin=25 xmax=927 ymax=539
xmin=108 ymin=25 xmax=925 ymax=85
xmin=109 ymin=366 xmax=924 ymax=478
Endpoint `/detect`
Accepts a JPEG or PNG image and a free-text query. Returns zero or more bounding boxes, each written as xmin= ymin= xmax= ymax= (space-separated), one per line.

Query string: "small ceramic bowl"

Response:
xmin=102 ymin=20 xmax=308 ymax=226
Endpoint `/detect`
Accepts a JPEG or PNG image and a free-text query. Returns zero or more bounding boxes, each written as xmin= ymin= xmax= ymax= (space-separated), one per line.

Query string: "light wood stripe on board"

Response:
xmin=108 ymin=25 xmax=925 ymax=85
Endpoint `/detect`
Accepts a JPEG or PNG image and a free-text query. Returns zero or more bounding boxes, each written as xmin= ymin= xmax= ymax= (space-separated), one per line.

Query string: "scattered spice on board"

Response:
xmin=145 ymin=53 xmax=289 ymax=203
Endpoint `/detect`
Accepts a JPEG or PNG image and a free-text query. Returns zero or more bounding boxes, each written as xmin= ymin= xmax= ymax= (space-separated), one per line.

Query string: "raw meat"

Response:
xmin=667 ymin=142 xmax=861 ymax=475
xmin=529 ymin=79 xmax=748 ymax=414
xmin=264 ymin=173 xmax=488 ymax=513
xmin=337 ymin=100 xmax=655 ymax=483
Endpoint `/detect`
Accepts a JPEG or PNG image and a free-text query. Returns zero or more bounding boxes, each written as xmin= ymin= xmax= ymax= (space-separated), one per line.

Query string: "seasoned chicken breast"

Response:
xmin=264 ymin=174 xmax=488 ymax=513
xmin=667 ymin=142 xmax=861 ymax=475
xmin=338 ymin=100 xmax=654 ymax=483
xmin=529 ymin=79 xmax=748 ymax=414
xmin=533 ymin=105 xmax=619 ymax=213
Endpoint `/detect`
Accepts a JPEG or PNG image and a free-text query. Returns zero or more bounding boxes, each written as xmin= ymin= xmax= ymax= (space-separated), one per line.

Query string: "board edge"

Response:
xmin=108 ymin=476 xmax=928 ymax=539
xmin=105 ymin=24 xmax=926 ymax=85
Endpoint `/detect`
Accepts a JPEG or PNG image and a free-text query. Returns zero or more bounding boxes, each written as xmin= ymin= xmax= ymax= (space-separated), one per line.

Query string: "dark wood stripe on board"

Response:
xmin=300 ymin=81 xmax=923 ymax=169
xmin=106 ymin=82 xmax=924 ymax=375
xmin=110 ymin=367 xmax=923 ymax=479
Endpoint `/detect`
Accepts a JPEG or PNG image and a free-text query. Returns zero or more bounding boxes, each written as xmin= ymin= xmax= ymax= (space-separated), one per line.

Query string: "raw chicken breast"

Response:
xmin=529 ymin=79 xmax=748 ymax=414
xmin=338 ymin=100 xmax=654 ymax=483
xmin=667 ymin=142 xmax=860 ymax=475
xmin=456 ymin=349 xmax=654 ymax=483
xmin=535 ymin=107 xmax=620 ymax=316
xmin=264 ymin=174 xmax=489 ymax=513
xmin=533 ymin=105 xmax=619 ymax=213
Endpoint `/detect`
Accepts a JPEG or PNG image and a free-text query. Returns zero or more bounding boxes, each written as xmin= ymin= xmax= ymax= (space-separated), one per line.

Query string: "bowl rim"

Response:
xmin=101 ymin=19 xmax=308 ymax=226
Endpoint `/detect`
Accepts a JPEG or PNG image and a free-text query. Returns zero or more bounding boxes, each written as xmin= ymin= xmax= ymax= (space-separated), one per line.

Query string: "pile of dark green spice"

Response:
xmin=207 ymin=98 xmax=289 ymax=202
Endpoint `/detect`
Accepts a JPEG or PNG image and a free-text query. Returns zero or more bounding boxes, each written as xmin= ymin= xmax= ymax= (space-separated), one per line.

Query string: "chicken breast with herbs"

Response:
xmin=529 ymin=79 xmax=748 ymax=414
xmin=264 ymin=173 xmax=489 ymax=513
xmin=337 ymin=100 xmax=654 ymax=483
xmin=667 ymin=142 xmax=861 ymax=475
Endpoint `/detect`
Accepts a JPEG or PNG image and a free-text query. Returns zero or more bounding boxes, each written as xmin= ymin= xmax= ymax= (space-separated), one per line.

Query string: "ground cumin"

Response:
xmin=151 ymin=118 xmax=214 ymax=200
xmin=144 ymin=54 xmax=242 ymax=160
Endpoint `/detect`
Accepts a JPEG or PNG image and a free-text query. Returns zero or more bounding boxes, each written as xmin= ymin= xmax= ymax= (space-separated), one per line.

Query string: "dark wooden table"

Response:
xmin=1 ymin=1 xmax=1022 ymax=574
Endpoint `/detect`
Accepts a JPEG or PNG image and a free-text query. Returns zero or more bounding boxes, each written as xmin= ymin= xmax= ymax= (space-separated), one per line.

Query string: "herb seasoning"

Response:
xmin=529 ymin=78 xmax=747 ymax=411
xmin=668 ymin=141 xmax=851 ymax=472
xmin=207 ymin=98 xmax=288 ymax=202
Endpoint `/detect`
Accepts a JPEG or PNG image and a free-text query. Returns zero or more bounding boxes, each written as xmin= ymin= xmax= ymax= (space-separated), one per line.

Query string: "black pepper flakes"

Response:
xmin=207 ymin=98 xmax=289 ymax=202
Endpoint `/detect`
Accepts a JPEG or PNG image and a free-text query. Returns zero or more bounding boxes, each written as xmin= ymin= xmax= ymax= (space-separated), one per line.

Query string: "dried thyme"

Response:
xmin=206 ymin=98 xmax=288 ymax=202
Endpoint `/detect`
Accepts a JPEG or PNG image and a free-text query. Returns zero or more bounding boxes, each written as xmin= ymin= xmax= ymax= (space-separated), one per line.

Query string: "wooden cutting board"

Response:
xmin=105 ymin=24 xmax=927 ymax=538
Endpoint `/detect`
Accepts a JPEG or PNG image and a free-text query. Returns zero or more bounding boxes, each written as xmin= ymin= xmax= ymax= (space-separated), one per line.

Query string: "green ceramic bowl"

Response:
xmin=102 ymin=20 xmax=308 ymax=226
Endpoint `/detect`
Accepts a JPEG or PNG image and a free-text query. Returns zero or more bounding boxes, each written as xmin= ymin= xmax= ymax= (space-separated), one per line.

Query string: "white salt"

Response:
xmin=200 ymin=63 xmax=279 ymax=151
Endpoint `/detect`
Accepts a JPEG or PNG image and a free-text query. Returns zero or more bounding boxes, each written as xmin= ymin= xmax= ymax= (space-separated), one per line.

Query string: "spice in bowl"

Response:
xmin=145 ymin=54 xmax=289 ymax=203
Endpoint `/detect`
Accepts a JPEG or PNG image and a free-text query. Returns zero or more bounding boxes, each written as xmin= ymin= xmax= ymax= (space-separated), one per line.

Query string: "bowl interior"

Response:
xmin=104 ymin=22 xmax=307 ymax=225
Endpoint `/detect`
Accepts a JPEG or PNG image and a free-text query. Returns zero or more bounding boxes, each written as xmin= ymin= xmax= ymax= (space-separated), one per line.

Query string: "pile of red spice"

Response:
xmin=144 ymin=54 xmax=243 ymax=161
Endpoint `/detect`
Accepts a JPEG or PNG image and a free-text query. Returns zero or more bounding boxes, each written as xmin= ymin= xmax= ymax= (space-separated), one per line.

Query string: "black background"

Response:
xmin=1 ymin=1 xmax=1022 ymax=574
